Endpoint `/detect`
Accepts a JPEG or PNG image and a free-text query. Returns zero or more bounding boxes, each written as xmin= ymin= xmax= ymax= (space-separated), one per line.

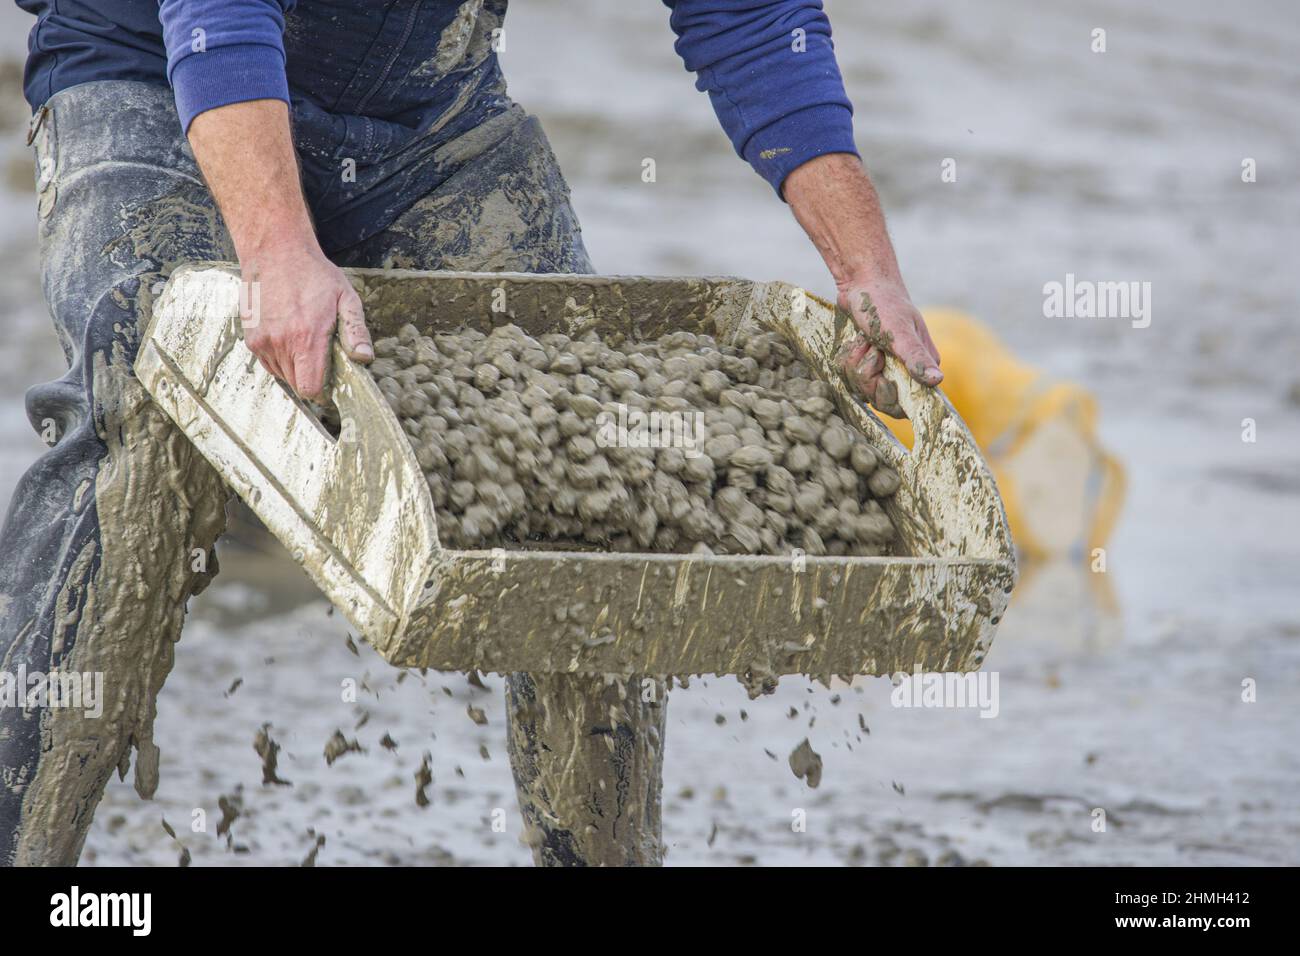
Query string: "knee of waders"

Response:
xmin=24 ymin=375 xmax=89 ymax=449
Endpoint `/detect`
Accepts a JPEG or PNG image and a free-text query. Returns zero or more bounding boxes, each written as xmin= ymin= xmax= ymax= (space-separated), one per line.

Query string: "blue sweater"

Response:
xmin=17 ymin=0 xmax=857 ymax=196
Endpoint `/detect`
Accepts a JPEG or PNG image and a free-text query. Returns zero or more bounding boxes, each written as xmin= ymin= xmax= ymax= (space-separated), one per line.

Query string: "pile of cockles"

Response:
xmin=366 ymin=323 xmax=901 ymax=555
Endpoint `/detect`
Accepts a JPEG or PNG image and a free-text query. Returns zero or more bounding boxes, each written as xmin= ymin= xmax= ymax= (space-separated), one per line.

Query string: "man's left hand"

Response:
xmin=836 ymin=278 xmax=942 ymax=419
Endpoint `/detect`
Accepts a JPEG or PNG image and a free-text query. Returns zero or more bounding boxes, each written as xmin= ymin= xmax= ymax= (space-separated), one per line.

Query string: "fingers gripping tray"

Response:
xmin=136 ymin=264 xmax=1016 ymax=679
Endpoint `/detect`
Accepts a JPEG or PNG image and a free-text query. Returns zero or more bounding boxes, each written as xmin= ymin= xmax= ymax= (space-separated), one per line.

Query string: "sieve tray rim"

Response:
xmin=138 ymin=263 xmax=1017 ymax=676
xmin=440 ymin=548 xmax=1012 ymax=568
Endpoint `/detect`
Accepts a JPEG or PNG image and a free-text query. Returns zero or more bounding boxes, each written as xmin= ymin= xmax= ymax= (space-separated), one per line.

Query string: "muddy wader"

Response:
xmin=0 ymin=79 xmax=666 ymax=866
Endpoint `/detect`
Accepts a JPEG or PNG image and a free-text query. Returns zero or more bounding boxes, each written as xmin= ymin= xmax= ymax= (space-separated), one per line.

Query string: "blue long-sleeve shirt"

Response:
xmin=17 ymin=0 xmax=857 ymax=196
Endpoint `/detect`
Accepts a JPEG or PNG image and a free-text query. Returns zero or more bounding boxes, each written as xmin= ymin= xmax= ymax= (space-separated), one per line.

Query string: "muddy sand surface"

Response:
xmin=72 ymin=545 xmax=1300 ymax=867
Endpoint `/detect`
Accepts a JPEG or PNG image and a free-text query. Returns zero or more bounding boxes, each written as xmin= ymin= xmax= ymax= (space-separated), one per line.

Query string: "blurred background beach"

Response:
xmin=0 ymin=0 xmax=1296 ymax=865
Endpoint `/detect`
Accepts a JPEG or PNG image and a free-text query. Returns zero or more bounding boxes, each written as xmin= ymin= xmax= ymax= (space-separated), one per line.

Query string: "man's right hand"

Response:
xmin=784 ymin=154 xmax=941 ymax=418
xmin=188 ymin=98 xmax=372 ymax=403
xmin=240 ymin=239 xmax=373 ymax=401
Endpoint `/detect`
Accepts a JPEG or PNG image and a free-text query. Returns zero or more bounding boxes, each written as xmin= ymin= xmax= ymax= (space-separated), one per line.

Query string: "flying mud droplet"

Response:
xmin=217 ymin=793 xmax=241 ymax=839
xmin=254 ymin=723 xmax=292 ymax=787
xmin=300 ymin=832 xmax=326 ymax=867
xmin=789 ymin=737 xmax=823 ymax=788
xmin=415 ymin=752 xmax=434 ymax=808
xmin=323 ymin=730 xmax=365 ymax=766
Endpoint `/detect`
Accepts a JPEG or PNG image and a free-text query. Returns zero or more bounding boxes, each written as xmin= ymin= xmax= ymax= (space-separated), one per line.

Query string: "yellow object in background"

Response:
xmin=885 ymin=308 xmax=1126 ymax=562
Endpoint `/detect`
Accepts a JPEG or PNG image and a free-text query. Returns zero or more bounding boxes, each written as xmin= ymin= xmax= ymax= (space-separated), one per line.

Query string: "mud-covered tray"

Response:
xmin=136 ymin=264 xmax=1016 ymax=678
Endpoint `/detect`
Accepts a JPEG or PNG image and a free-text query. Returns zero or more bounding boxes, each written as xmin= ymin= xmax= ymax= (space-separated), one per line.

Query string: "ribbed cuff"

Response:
xmin=742 ymin=103 xmax=859 ymax=200
xmin=171 ymin=43 xmax=290 ymax=132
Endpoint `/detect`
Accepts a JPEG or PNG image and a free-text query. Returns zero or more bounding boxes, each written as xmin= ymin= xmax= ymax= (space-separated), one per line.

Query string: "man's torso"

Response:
xmin=20 ymin=0 xmax=517 ymax=252
xmin=19 ymin=0 xmax=509 ymax=128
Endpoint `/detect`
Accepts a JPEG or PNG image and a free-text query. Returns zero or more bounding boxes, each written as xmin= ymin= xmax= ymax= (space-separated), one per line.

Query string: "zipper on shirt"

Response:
xmin=352 ymin=0 xmax=425 ymax=116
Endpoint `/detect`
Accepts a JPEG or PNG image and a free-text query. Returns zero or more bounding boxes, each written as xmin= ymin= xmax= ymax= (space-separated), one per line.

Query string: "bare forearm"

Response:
xmin=187 ymin=99 xmax=316 ymax=262
xmin=784 ymin=153 xmax=905 ymax=293
xmin=186 ymin=99 xmax=371 ymax=399
xmin=783 ymin=153 xmax=941 ymax=396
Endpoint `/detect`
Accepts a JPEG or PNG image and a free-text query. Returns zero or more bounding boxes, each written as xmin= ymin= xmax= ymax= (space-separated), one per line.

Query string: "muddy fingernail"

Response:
xmin=355 ymin=342 xmax=375 ymax=361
